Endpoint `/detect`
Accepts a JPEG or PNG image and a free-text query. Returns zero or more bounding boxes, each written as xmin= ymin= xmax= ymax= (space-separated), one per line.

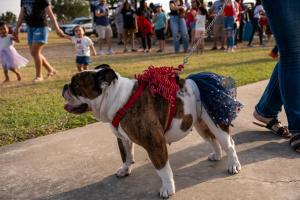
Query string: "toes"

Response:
xmin=116 ymin=167 xmax=131 ymax=178
xmin=159 ymin=188 xmax=174 ymax=199
xmin=228 ymin=161 xmax=242 ymax=174
xmin=159 ymin=183 xmax=175 ymax=199
xmin=208 ymin=153 xmax=222 ymax=161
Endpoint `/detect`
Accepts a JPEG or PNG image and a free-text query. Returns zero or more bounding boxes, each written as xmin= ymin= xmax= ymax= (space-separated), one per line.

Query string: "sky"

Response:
xmin=0 ymin=0 xmax=20 ymax=15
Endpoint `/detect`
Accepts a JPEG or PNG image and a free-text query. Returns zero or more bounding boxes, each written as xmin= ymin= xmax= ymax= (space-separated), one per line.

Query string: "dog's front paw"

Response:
xmin=116 ymin=164 xmax=132 ymax=177
xmin=208 ymin=152 xmax=222 ymax=161
xmin=159 ymin=181 xmax=175 ymax=199
xmin=228 ymin=160 xmax=241 ymax=174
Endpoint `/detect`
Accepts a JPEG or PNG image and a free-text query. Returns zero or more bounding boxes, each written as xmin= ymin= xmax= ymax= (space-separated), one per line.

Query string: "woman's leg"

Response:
xmin=255 ymin=63 xmax=282 ymax=119
xmin=141 ymin=35 xmax=146 ymax=50
xmin=262 ymin=0 xmax=300 ymax=133
xmin=248 ymin=19 xmax=258 ymax=46
xmin=179 ymin=18 xmax=189 ymax=52
xmin=170 ymin=16 xmax=180 ymax=53
xmin=147 ymin=34 xmax=151 ymax=50
xmin=29 ymin=43 xmax=44 ymax=79
xmin=123 ymin=30 xmax=128 ymax=50
xmin=257 ymin=22 xmax=264 ymax=45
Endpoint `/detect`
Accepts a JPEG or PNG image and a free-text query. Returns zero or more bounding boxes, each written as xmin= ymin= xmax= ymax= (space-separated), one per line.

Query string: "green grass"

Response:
xmin=0 ymin=35 xmax=277 ymax=146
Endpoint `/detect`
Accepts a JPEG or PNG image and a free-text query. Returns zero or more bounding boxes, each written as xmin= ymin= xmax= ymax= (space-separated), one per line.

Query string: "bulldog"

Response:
xmin=62 ymin=64 xmax=242 ymax=198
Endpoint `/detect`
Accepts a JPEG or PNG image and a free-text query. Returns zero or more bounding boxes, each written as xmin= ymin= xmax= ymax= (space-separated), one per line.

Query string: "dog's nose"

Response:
xmin=62 ymin=84 xmax=69 ymax=97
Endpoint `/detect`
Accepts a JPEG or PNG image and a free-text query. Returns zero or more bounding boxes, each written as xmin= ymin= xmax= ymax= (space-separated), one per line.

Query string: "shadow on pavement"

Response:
xmin=41 ymin=130 xmax=298 ymax=200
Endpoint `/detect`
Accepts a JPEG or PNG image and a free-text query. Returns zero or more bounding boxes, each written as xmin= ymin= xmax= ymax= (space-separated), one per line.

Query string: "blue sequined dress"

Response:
xmin=187 ymin=72 xmax=243 ymax=127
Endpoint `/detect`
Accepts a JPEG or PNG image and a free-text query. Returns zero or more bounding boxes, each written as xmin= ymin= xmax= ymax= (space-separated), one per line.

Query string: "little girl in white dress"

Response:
xmin=0 ymin=21 xmax=28 ymax=83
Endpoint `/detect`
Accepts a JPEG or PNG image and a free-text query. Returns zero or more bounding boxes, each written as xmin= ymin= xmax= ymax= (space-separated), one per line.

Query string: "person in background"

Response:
xmin=247 ymin=0 xmax=265 ymax=47
xmin=122 ymin=0 xmax=138 ymax=52
xmin=115 ymin=1 xmax=124 ymax=45
xmin=169 ymin=0 xmax=189 ymax=53
xmin=137 ymin=0 xmax=153 ymax=53
xmin=235 ymin=0 xmax=246 ymax=43
xmin=210 ymin=0 xmax=225 ymax=50
xmin=184 ymin=0 xmax=191 ymax=11
xmin=194 ymin=3 xmax=208 ymax=53
xmin=186 ymin=0 xmax=199 ymax=48
xmin=88 ymin=0 xmax=100 ymax=23
xmin=62 ymin=25 xmax=96 ymax=72
xmin=153 ymin=3 xmax=168 ymax=52
xmin=0 ymin=21 xmax=28 ymax=83
xmin=253 ymin=0 xmax=300 ymax=153
xmin=14 ymin=0 xmax=64 ymax=82
xmin=223 ymin=0 xmax=238 ymax=52
xmin=95 ymin=0 xmax=114 ymax=55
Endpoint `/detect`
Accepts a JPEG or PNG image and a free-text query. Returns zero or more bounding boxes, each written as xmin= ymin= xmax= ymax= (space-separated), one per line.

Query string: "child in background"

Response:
xmin=153 ymin=3 xmax=168 ymax=52
xmin=0 ymin=22 xmax=28 ymax=83
xmin=194 ymin=6 xmax=207 ymax=53
xmin=63 ymin=26 xmax=96 ymax=72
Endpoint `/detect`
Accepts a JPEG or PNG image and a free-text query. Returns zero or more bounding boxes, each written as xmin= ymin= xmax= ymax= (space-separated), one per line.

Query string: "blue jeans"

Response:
xmin=27 ymin=26 xmax=49 ymax=45
xmin=255 ymin=0 xmax=300 ymax=133
xmin=224 ymin=16 xmax=235 ymax=48
xmin=248 ymin=18 xmax=264 ymax=45
xmin=169 ymin=15 xmax=189 ymax=53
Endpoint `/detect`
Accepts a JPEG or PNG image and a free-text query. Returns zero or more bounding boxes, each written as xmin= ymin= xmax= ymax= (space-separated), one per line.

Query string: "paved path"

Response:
xmin=0 ymin=81 xmax=299 ymax=200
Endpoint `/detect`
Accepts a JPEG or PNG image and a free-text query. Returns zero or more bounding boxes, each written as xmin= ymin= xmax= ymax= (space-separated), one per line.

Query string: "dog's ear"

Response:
xmin=95 ymin=64 xmax=110 ymax=70
xmin=95 ymin=68 xmax=118 ymax=89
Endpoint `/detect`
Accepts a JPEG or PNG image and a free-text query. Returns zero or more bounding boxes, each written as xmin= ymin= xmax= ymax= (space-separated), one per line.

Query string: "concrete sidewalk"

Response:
xmin=0 ymin=81 xmax=299 ymax=200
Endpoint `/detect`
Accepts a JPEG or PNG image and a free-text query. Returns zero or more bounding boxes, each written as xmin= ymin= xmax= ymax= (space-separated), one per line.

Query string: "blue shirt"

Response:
xmin=154 ymin=12 xmax=167 ymax=30
xmin=95 ymin=4 xmax=109 ymax=26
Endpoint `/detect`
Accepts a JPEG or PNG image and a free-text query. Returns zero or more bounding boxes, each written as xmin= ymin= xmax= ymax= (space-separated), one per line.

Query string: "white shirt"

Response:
xmin=0 ymin=35 xmax=13 ymax=50
xmin=71 ymin=36 xmax=93 ymax=57
xmin=254 ymin=5 xmax=265 ymax=19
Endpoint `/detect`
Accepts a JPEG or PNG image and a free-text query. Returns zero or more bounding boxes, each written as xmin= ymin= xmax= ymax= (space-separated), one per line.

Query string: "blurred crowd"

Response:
xmin=87 ymin=0 xmax=271 ymax=54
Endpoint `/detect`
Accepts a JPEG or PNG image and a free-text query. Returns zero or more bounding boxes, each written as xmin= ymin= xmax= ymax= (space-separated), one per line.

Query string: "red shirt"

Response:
xmin=224 ymin=4 xmax=235 ymax=17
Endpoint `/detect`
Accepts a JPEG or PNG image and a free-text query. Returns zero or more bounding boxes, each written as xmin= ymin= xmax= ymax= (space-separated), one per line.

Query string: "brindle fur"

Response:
xmin=120 ymin=82 xmax=193 ymax=169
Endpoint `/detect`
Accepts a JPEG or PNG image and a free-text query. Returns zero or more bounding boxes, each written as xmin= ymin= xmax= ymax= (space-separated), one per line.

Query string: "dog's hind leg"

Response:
xmin=200 ymin=108 xmax=241 ymax=174
xmin=116 ymin=138 xmax=135 ymax=177
xmin=194 ymin=120 xmax=222 ymax=161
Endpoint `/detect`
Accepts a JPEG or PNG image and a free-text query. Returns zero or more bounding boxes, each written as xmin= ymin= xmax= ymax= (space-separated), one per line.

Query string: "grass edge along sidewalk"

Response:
xmin=0 ymin=46 xmax=276 ymax=147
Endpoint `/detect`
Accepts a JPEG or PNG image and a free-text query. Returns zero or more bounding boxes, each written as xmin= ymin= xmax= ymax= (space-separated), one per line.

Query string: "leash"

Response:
xmin=182 ymin=0 xmax=229 ymax=66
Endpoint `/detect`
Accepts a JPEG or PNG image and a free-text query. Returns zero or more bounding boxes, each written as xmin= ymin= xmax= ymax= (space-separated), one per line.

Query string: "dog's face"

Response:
xmin=62 ymin=64 xmax=118 ymax=114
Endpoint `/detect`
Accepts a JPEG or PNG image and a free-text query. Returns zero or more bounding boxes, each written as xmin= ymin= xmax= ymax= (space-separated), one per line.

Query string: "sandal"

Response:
xmin=290 ymin=133 xmax=300 ymax=153
xmin=253 ymin=118 xmax=292 ymax=138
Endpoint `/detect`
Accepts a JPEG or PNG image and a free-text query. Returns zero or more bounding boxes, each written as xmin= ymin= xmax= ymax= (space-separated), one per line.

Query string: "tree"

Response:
xmin=51 ymin=0 xmax=90 ymax=21
xmin=0 ymin=11 xmax=17 ymax=24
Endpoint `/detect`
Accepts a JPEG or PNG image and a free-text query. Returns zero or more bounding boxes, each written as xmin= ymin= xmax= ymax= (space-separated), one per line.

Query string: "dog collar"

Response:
xmin=112 ymin=82 xmax=147 ymax=129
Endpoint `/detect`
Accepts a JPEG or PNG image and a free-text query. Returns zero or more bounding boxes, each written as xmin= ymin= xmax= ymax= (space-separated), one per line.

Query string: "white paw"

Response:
xmin=159 ymin=181 xmax=175 ymax=199
xmin=116 ymin=165 xmax=131 ymax=177
xmin=228 ymin=160 xmax=242 ymax=174
xmin=208 ymin=152 xmax=222 ymax=161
